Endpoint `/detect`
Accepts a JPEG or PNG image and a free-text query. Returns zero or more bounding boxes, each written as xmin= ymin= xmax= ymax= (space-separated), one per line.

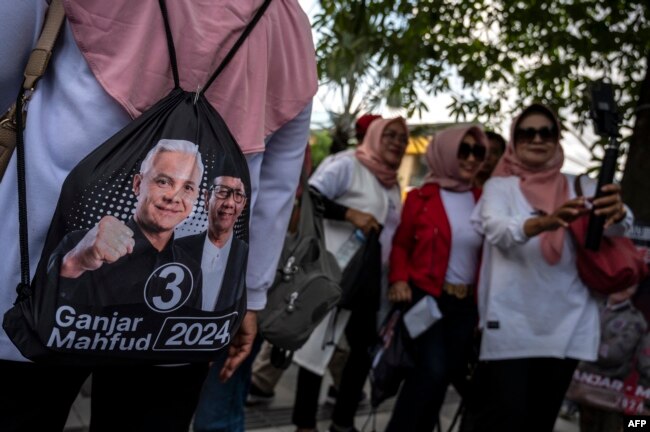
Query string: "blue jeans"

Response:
xmin=193 ymin=336 xmax=262 ymax=432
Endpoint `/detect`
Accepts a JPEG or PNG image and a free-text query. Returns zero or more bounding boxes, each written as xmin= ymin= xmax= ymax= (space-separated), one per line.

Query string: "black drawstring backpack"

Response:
xmin=3 ymin=0 xmax=272 ymax=364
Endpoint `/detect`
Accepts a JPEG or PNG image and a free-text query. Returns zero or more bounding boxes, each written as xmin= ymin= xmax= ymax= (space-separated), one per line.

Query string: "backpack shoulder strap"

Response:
xmin=157 ymin=0 xmax=273 ymax=94
xmin=201 ymin=0 xmax=273 ymax=93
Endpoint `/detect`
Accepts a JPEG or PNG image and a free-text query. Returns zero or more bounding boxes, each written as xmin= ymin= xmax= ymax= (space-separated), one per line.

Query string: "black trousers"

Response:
xmin=292 ymin=308 xmax=375 ymax=429
xmin=460 ymin=357 xmax=579 ymax=432
xmin=385 ymin=289 xmax=477 ymax=432
xmin=0 ymin=360 xmax=90 ymax=432
xmin=90 ymin=363 xmax=209 ymax=432
xmin=292 ymin=366 xmax=323 ymax=429
xmin=330 ymin=305 xmax=376 ymax=428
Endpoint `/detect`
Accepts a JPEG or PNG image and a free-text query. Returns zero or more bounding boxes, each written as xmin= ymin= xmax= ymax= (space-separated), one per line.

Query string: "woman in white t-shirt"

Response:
xmin=463 ymin=104 xmax=631 ymax=432
xmin=292 ymin=117 xmax=408 ymax=432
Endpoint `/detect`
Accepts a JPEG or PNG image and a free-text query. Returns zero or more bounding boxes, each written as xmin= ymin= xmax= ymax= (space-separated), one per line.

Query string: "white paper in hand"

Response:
xmin=403 ymin=295 xmax=442 ymax=339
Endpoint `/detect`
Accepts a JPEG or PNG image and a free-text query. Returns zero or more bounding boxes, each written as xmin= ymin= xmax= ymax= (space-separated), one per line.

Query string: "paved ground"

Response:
xmin=65 ymin=363 xmax=580 ymax=431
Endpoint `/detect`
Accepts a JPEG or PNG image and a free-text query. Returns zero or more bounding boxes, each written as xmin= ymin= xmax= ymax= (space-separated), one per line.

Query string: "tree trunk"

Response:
xmin=622 ymin=51 xmax=650 ymax=223
xmin=329 ymin=112 xmax=354 ymax=155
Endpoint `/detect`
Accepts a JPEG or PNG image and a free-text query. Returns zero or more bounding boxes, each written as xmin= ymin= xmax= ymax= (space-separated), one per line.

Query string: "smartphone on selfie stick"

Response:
xmin=586 ymin=81 xmax=620 ymax=251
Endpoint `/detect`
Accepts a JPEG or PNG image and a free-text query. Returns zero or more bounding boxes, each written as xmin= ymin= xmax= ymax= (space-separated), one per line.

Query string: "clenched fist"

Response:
xmin=60 ymin=216 xmax=135 ymax=278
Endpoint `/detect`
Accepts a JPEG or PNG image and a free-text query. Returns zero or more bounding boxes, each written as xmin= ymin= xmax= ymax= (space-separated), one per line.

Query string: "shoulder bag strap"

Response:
xmin=1 ymin=0 xmax=65 ymax=182
xmin=574 ymin=173 xmax=584 ymax=197
xmin=566 ymin=173 xmax=586 ymax=246
xmin=14 ymin=0 xmax=66 ymax=299
xmin=23 ymin=0 xmax=66 ymax=90
xmin=296 ymin=175 xmax=318 ymax=240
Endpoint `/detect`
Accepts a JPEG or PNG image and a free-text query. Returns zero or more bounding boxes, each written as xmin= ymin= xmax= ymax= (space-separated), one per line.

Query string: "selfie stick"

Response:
xmin=586 ymin=81 xmax=620 ymax=251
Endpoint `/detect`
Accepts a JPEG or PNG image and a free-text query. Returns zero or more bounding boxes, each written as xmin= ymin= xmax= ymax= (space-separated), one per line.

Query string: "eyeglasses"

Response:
xmin=381 ymin=131 xmax=408 ymax=145
xmin=211 ymin=185 xmax=246 ymax=203
xmin=457 ymin=142 xmax=486 ymax=161
xmin=514 ymin=126 xmax=556 ymax=143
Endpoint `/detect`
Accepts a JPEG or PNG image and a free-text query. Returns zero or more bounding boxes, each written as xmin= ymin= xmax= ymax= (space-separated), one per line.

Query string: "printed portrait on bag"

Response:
xmin=2 ymin=90 xmax=254 ymax=363
xmin=175 ymin=174 xmax=248 ymax=313
xmin=47 ymin=140 xmax=247 ymax=316
xmin=49 ymin=139 xmax=205 ymax=311
xmin=33 ymin=132 xmax=250 ymax=360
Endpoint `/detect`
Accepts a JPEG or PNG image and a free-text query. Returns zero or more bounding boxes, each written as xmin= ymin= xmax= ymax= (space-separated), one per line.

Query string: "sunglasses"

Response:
xmin=457 ymin=142 xmax=486 ymax=161
xmin=514 ymin=126 xmax=556 ymax=143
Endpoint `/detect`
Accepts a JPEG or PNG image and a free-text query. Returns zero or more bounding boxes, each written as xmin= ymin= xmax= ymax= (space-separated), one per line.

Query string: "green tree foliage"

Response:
xmin=310 ymin=130 xmax=334 ymax=168
xmin=314 ymin=0 xmax=650 ymax=219
xmin=314 ymin=1 xmax=385 ymax=152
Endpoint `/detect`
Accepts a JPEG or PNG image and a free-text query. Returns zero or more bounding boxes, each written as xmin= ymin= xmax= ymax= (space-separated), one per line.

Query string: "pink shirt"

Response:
xmin=63 ymin=0 xmax=318 ymax=154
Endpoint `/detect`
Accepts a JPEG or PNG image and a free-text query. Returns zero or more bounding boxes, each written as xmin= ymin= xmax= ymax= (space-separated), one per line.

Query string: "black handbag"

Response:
xmin=338 ymin=228 xmax=382 ymax=311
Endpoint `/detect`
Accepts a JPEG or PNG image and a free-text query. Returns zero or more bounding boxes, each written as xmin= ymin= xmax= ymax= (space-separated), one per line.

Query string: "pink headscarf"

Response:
xmin=62 ymin=0 xmax=318 ymax=155
xmin=355 ymin=117 xmax=409 ymax=189
xmin=423 ymin=124 xmax=487 ymax=192
xmin=491 ymin=104 xmax=569 ymax=265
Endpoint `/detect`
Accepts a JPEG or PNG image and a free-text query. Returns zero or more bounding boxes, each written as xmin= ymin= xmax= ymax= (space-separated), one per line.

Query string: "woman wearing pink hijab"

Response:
xmin=292 ymin=117 xmax=408 ymax=432
xmin=386 ymin=124 xmax=487 ymax=431
xmin=464 ymin=104 xmax=631 ymax=431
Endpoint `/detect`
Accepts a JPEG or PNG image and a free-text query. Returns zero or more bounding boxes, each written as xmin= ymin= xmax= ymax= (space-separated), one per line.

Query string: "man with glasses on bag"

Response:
xmin=177 ymin=175 xmax=249 ymax=313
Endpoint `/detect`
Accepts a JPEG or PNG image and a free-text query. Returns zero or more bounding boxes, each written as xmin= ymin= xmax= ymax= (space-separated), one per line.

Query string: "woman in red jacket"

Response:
xmin=386 ymin=124 xmax=487 ymax=432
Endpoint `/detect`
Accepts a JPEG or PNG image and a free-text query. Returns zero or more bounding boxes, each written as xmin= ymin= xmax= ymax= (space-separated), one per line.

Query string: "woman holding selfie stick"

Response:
xmin=385 ymin=125 xmax=487 ymax=432
xmin=463 ymin=104 xmax=632 ymax=432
